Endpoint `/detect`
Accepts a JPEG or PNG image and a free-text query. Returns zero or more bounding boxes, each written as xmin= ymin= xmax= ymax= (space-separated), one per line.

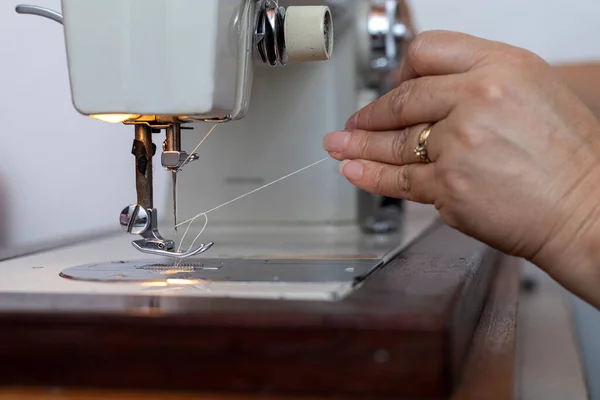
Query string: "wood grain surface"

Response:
xmin=452 ymin=256 xmax=520 ymax=400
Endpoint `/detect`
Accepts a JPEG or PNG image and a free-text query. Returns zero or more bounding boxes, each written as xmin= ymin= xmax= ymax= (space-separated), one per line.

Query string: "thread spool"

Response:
xmin=284 ymin=6 xmax=334 ymax=62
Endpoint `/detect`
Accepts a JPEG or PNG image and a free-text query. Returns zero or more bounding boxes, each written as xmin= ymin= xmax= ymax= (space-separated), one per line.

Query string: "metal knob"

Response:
xmin=284 ymin=6 xmax=334 ymax=62
xmin=256 ymin=2 xmax=334 ymax=66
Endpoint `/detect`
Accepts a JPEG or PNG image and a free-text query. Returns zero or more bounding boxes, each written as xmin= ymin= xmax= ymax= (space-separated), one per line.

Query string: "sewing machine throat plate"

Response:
xmin=59 ymin=258 xmax=383 ymax=283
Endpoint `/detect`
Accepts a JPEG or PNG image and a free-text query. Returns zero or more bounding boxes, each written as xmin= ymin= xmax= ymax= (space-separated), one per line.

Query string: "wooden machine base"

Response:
xmin=0 ymin=221 xmax=520 ymax=399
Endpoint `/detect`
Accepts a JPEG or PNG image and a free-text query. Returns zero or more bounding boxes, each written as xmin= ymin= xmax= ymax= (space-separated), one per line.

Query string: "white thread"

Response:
xmin=175 ymin=157 xmax=331 ymax=257
xmin=176 ymin=157 xmax=330 ymax=228
xmin=175 ymin=213 xmax=208 ymax=267
xmin=177 ymin=213 xmax=208 ymax=253
xmin=172 ymin=123 xmax=217 ymax=256
xmin=181 ymin=124 xmax=218 ymax=168
xmin=187 ymin=213 xmax=209 ymax=253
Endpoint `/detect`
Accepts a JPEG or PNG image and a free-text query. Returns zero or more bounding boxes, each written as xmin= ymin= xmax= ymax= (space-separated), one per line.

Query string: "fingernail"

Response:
xmin=323 ymin=131 xmax=350 ymax=153
xmin=338 ymin=160 xmax=364 ymax=180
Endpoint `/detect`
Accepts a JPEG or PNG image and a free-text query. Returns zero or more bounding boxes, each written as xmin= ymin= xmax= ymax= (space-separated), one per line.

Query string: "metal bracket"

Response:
xmin=15 ymin=5 xmax=63 ymax=24
xmin=132 ymin=241 xmax=214 ymax=259
xmin=120 ymin=205 xmax=213 ymax=259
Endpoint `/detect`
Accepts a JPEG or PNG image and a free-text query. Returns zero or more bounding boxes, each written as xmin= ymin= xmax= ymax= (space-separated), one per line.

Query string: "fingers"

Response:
xmin=338 ymin=159 xmax=436 ymax=204
xmin=398 ymin=30 xmax=498 ymax=83
xmin=324 ymin=123 xmax=436 ymax=165
xmin=346 ymin=74 xmax=462 ymax=131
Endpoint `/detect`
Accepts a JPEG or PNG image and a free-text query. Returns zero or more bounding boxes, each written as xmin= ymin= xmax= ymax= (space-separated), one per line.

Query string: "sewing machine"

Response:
xmin=14 ymin=0 xmax=407 ymax=259
xmin=8 ymin=0 xmax=418 ymax=290
xmin=0 ymin=1 xmax=523 ymax=399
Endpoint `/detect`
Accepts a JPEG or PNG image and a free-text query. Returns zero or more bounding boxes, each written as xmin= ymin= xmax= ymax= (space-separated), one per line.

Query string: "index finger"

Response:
xmin=347 ymin=31 xmax=498 ymax=131
xmin=346 ymin=73 xmax=465 ymax=132
xmin=398 ymin=30 xmax=501 ymax=83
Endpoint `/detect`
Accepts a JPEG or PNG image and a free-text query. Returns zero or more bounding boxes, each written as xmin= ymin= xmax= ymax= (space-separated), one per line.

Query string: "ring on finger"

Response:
xmin=414 ymin=126 xmax=433 ymax=163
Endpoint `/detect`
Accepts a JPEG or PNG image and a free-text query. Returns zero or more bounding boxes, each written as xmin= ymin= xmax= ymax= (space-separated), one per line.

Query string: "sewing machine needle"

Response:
xmin=172 ymin=171 xmax=178 ymax=232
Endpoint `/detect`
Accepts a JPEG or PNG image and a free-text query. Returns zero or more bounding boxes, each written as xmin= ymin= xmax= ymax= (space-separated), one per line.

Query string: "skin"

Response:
xmin=323 ymin=31 xmax=600 ymax=308
xmin=556 ymin=63 xmax=600 ymax=118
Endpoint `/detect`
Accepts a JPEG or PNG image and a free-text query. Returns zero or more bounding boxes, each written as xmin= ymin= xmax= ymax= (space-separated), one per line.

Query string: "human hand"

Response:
xmin=323 ymin=31 xmax=600 ymax=305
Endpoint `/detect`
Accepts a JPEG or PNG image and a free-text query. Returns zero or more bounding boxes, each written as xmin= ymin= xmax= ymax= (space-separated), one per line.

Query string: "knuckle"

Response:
xmin=510 ymin=47 xmax=543 ymax=66
xmin=407 ymin=31 xmax=435 ymax=62
xmin=438 ymin=168 xmax=470 ymax=198
xmin=354 ymin=108 xmax=373 ymax=130
xmin=458 ymin=127 xmax=484 ymax=149
xmin=388 ymin=83 xmax=412 ymax=120
xmin=488 ymin=47 xmax=549 ymax=80
xmin=390 ymin=128 xmax=410 ymax=163
xmin=471 ymin=78 xmax=506 ymax=104
xmin=397 ymin=166 xmax=412 ymax=196
xmin=361 ymin=110 xmax=374 ymax=129
xmin=451 ymin=116 xmax=485 ymax=150
xmin=371 ymin=165 xmax=386 ymax=194
xmin=406 ymin=34 xmax=424 ymax=63
xmin=352 ymin=131 xmax=371 ymax=157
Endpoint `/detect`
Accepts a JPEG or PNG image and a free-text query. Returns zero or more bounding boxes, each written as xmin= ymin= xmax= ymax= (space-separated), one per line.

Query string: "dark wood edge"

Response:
xmin=452 ymin=256 xmax=520 ymax=400
xmin=357 ymin=217 xmax=444 ymax=283
xmin=448 ymin=250 xmax=503 ymax=389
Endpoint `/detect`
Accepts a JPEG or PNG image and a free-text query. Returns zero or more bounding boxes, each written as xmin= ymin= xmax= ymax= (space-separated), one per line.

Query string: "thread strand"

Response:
xmin=181 ymin=124 xmax=218 ymax=168
xmin=175 ymin=157 xmax=331 ymax=257
xmin=175 ymin=157 xmax=330 ymax=228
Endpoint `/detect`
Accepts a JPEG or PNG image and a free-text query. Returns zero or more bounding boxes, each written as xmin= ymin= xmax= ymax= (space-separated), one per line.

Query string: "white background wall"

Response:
xmin=1 ymin=0 xmax=600 ymax=247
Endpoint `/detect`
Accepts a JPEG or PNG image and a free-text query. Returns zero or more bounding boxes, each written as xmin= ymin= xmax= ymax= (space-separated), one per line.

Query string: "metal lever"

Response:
xmin=15 ymin=5 xmax=63 ymax=24
xmin=132 ymin=241 xmax=214 ymax=259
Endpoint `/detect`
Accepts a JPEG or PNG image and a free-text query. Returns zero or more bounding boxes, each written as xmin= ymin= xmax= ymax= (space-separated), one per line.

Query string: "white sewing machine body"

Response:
xmin=61 ymin=0 xmax=339 ymax=119
xmin=56 ymin=0 xmax=356 ymax=226
xmin=63 ymin=0 xmax=262 ymax=121
xmin=177 ymin=17 xmax=358 ymax=225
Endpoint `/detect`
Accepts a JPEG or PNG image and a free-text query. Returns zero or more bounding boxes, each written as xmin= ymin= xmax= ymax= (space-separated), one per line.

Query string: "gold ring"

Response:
xmin=414 ymin=126 xmax=432 ymax=163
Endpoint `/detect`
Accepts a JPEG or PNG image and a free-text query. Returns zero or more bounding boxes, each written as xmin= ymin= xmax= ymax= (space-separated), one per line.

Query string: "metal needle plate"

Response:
xmin=59 ymin=258 xmax=384 ymax=284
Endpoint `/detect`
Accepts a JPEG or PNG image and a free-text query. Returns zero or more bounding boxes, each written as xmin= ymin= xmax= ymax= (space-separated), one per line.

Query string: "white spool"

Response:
xmin=284 ymin=6 xmax=334 ymax=62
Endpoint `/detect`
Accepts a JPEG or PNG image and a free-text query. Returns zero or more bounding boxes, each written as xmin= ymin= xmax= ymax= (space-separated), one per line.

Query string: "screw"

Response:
xmin=120 ymin=204 xmax=150 ymax=235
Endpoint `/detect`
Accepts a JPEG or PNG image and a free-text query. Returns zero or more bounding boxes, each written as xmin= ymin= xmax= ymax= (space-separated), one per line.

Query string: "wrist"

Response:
xmin=544 ymin=229 xmax=600 ymax=308
xmin=532 ymin=170 xmax=600 ymax=307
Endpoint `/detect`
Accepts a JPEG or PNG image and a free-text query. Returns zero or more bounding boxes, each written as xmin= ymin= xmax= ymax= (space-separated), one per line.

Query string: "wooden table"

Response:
xmin=0 ymin=222 xmax=521 ymax=399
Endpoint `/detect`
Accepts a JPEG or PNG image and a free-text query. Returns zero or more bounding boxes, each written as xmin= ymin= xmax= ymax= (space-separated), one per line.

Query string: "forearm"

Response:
xmin=556 ymin=63 xmax=600 ymax=118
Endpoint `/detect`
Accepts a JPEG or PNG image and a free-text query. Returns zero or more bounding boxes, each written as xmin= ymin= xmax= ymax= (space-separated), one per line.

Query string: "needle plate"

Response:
xmin=59 ymin=258 xmax=383 ymax=283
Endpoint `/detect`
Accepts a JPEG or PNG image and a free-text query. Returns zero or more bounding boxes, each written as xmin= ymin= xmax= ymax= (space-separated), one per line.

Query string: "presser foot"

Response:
xmin=132 ymin=240 xmax=214 ymax=259
xmin=121 ymin=204 xmax=214 ymax=259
